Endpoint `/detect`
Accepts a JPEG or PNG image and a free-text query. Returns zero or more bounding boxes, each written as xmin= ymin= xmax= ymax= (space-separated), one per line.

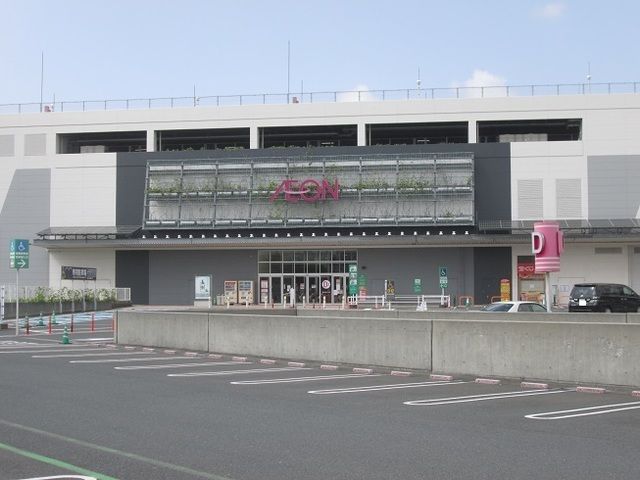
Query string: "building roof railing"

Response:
xmin=1 ymin=81 xmax=639 ymax=115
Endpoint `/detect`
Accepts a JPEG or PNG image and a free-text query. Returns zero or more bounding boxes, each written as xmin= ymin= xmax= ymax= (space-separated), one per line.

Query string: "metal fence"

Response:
xmin=1 ymin=82 xmax=638 ymax=115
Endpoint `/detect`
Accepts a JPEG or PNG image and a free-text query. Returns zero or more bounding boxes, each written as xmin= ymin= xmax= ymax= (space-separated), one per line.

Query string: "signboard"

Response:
xmin=413 ymin=278 xmax=422 ymax=294
xmin=385 ymin=280 xmax=396 ymax=300
xmin=439 ymin=266 xmax=448 ymax=289
xmin=348 ymin=264 xmax=358 ymax=295
xmin=195 ymin=276 xmax=211 ymax=300
xmin=269 ymin=178 xmax=340 ymax=203
xmin=10 ymin=239 xmax=29 ymax=269
xmin=61 ymin=266 xmax=97 ymax=281
xmin=500 ymin=278 xmax=511 ymax=302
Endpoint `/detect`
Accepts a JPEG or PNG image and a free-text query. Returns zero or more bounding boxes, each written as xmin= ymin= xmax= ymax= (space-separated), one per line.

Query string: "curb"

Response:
xmin=232 ymin=356 xmax=248 ymax=362
xmin=430 ymin=374 xmax=454 ymax=381
xmin=142 ymin=347 xmax=155 ymax=352
xmin=288 ymin=361 xmax=306 ymax=367
xmin=576 ymin=386 xmax=607 ymax=394
xmin=353 ymin=367 xmax=374 ymax=374
xmin=475 ymin=378 xmax=501 ymax=385
xmin=164 ymin=349 xmax=176 ymax=354
xmin=208 ymin=354 xmax=223 ymax=360
xmin=521 ymin=382 xmax=549 ymax=390
xmin=124 ymin=346 xmax=136 ymax=350
xmin=185 ymin=352 xmax=200 ymax=357
xmin=390 ymin=370 xmax=412 ymax=377
xmin=320 ymin=365 xmax=339 ymax=371
xmin=260 ymin=359 xmax=277 ymax=365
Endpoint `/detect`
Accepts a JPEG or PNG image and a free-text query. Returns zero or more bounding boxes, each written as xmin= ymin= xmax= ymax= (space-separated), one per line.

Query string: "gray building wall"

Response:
xmin=148 ymin=250 xmax=258 ymax=305
xmin=116 ymin=251 xmax=150 ymax=304
xmin=0 ymin=169 xmax=50 ymax=286
xmin=588 ymin=155 xmax=640 ymax=218
xmin=357 ymin=247 xmax=474 ymax=300
xmin=473 ymin=246 xmax=512 ymax=304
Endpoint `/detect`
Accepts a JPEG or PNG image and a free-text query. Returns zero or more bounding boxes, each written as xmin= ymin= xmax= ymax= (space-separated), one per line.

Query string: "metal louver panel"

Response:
xmin=517 ymin=179 xmax=543 ymax=219
xmin=556 ymin=178 xmax=581 ymax=218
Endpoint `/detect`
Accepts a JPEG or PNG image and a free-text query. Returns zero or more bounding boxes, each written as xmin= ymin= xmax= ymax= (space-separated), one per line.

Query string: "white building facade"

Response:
xmin=1 ymin=84 xmax=639 ymax=306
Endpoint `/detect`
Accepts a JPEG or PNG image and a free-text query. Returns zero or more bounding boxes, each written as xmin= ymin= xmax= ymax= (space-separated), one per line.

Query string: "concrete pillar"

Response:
xmin=468 ymin=120 xmax=477 ymax=143
xmin=357 ymin=123 xmax=367 ymax=146
xmin=146 ymin=130 xmax=156 ymax=152
xmin=250 ymin=126 xmax=259 ymax=149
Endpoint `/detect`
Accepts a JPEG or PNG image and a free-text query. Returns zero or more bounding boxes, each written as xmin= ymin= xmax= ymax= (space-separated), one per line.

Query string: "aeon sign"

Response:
xmin=269 ymin=179 xmax=340 ymax=203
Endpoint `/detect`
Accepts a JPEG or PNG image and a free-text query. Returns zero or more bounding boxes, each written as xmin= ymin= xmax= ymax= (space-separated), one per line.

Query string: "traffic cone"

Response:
xmin=61 ymin=326 xmax=71 ymax=344
xmin=52 ymin=312 xmax=58 ymax=325
xmin=38 ymin=313 xmax=44 ymax=327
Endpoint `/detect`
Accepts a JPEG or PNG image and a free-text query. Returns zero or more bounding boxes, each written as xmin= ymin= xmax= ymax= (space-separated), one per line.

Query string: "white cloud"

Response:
xmin=451 ymin=70 xmax=507 ymax=98
xmin=535 ymin=2 xmax=567 ymax=19
xmin=336 ymin=84 xmax=378 ymax=102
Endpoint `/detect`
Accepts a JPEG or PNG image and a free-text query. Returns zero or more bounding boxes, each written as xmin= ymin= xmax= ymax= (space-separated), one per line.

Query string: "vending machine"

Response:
xmin=238 ymin=280 xmax=254 ymax=305
xmin=223 ymin=280 xmax=238 ymax=305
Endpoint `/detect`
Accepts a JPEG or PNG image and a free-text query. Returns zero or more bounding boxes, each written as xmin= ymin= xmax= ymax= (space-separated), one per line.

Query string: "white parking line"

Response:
xmin=0 ymin=348 xmax=111 ymax=355
xmin=525 ymin=401 xmax=640 ymax=420
xmin=308 ymin=380 xmax=469 ymax=395
xmin=168 ymin=367 xmax=310 ymax=377
xmin=0 ymin=344 xmax=86 ymax=350
xmin=231 ymin=373 xmax=382 ymax=385
xmin=69 ymin=356 xmax=208 ymax=364
xmin=115 ymin=361 xmax=252 ymax=370
xmin=404 ymin=388 xmax=571 ymax=406
xmin=32 ymin=351 xmax=154 ymax=359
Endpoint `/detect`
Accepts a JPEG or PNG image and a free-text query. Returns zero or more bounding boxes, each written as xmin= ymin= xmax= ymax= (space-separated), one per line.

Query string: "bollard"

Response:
xmin=70 ymin=314 xmax=74 ymax=333
xmin=25 ymin=315 xmax=30 ymax=335
xmin=48 ymin=314 xmax=52 ymax=335
xmin=91 ymin=312 xmax=95 ymax=332
xmin=322 ymin=297 xmax=326 ymax=310
xmin=245 ymin=299 xmax=249 ymax=308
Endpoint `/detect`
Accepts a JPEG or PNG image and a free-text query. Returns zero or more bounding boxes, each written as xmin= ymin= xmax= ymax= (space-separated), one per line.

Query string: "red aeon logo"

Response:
xmin=269 ymin=179 xmax=340 ymax=203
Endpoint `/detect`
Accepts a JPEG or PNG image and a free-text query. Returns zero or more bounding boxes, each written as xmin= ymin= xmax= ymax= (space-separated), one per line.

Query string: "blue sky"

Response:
xmin=1 ymin=0 xmax=639 ymax=104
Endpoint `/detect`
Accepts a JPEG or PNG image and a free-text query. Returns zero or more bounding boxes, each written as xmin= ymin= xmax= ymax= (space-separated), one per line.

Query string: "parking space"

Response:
xmin=2 ymin=337 xmax=640 ymax=479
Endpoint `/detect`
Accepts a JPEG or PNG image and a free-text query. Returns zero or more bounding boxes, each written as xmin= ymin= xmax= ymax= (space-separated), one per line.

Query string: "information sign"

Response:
xmin=438 ymin=266 xmax=448 ymax=288
xmin=10 ymin=239 xmax=29 ymax=269
xmin=413 ymin=278 xmax=422 ymax=294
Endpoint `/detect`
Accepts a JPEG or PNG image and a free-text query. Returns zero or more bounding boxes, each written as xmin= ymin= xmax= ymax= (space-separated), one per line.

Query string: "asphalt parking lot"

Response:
xmin=1 ymin=324 xmax=639 ymax=480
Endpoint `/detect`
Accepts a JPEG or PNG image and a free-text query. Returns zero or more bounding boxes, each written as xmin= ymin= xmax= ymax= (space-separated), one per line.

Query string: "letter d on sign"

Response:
xmin=531 ymin=231 xmax=545 ymax=254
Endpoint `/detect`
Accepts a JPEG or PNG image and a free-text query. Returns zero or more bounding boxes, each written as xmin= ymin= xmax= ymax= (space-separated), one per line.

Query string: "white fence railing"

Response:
xmin=2 ymin=81 xmax=638 ymax=114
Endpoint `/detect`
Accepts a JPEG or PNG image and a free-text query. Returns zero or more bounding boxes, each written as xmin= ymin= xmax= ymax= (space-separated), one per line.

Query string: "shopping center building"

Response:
xmin=1 ymin=83 xmax=639 ymax=306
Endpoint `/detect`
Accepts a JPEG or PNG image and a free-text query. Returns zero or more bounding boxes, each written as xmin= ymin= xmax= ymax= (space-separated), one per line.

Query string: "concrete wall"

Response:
xmin=431 ymin=320 xmax=640 ymax=386
xmin=116 ymin=311 xmax=208 ymax=351
xmin=208 ymin=314 xmax=431 ymax=369
xmin=117 ymin=309 xmax=640 ymax=386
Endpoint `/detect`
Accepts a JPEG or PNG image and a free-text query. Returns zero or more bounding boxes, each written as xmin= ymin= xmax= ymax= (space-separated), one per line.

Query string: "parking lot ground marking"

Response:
xmin=404 ymin=388 xmax=571 ymax=406
xmin=69 ymin=356 xmax=211 ymax=364
xmin=308 ymin=380 xmax=468 ymax=395
xmin=0 ymin=441 xmax=118 ymax=480
xmin=32 ymin=351 xmax=154 ymax=359
xmin=230 ymin=373 xmax=383 ymax=385
xmin=0 ymin=344 xmax=87 ymax=350
xmin=0 ymin=348 xmax=111 ymax=355
xmin=115 ymin=361 xmax=252 ymax=370
xmin=525 ymin=401 xmax=640 ymax=420
xmin=0 ymin=419 xmax=233 ymax=480
xmin=168 ymin=366 xmax=310 ymax=377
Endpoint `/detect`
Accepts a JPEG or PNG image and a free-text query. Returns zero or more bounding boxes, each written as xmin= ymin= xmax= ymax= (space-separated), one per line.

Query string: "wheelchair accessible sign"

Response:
xmin=10 ymin=239 xmax=29 ymax=269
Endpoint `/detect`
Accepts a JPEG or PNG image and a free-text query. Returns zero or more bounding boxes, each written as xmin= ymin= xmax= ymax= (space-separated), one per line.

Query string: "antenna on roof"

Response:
xmin=586 ymin=61 xmax=592 ymax=93
xmin=416 ymin=67 xmax=421 ymax=90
